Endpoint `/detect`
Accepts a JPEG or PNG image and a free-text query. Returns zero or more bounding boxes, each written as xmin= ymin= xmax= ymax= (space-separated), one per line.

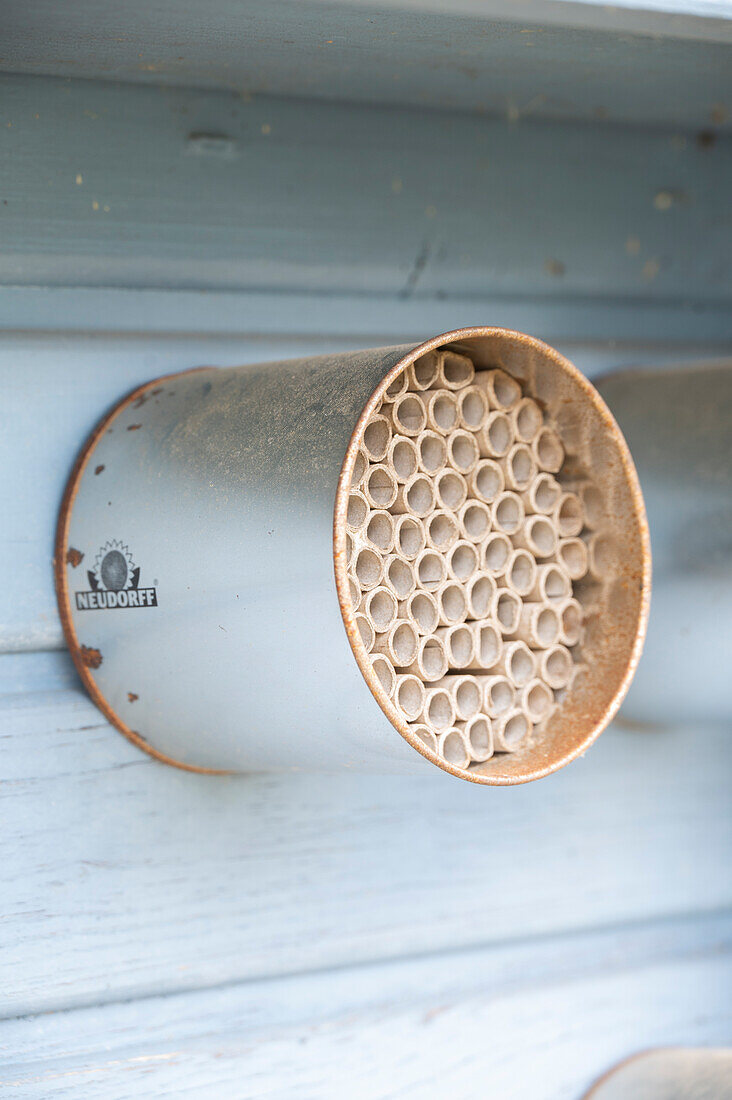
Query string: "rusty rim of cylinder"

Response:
xmin=54 ymin=367 xmax=227 ymax=775
xmin=333 ymin=327 xmax=651 ymax=786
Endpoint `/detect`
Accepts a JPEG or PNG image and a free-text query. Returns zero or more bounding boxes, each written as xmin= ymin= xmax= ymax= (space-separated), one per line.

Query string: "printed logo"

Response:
xmin=75 ymin=540 xmax=158 ymax=610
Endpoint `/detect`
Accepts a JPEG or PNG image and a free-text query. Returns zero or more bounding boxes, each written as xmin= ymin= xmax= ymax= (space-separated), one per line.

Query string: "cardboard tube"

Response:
xmin=553 ymin=537 xmax=588 ymax=580
xmin=519 ymin=678 xmax=554 ymax=722
xmin=492 ymin=588 xmax=522 ymax=635
xmin=405 ymin=635 xmax=448 ymax=682
xmin=458 ymin=385 xmax=489 ymax=433
xmin=495 ymin=641 xmax=536 ymax=686
xmin=462 ymin=715 xmax=494 ymax=762
xmin=348 ymin=574 xmax=360 ymax=609
xmin=478 ymin=411 xmax=513 ymax=458
xmin=577 ymin=481 xmax=604 ymax=529
xmin=370 ymin=653 xmax=396 ymax=699
xmin=583 ymin=531 xmax=619 ymax=581
xmin=346 ymin=532 xmax=356 ymax=569
xmin=447 ymin=539 xmax=480 ymax=583
xmin=390 ymin=392 xmax=427 ymax=437
xmin=362 ymin=412 xmax=391 ymax=461
xmin=478 ymin=674 xmax=515 ymax=717
xmin=362 ymin=463 xmax=398 ymax=510
xmin=383 ymin=554 xmax=417 ymax=600
xmin=464 ymin=573 xmax=496 ymax=620
xmin=510 ymin=397 xmax=543 ymax=443
xmin=364 ymin=509 xmax=395 ymax=554
xmin=434 ymin=468 xmax=468 ymax=512
xmin=347 ymin=489 xmax=369 ymax=533
xmin=475 ymin=368 xmax=521 ymax=410
xmin=391 ymin=472 xmax=435 ymax=517
xmin=504 ymin=548 xmax=537 ymax=598
xmin=393 ymin=515 xmax=426 ymax=561
xmin=521 ymin=472 xmax=561 ymax=515
xmin=425 ymin=389 xmax=459 ymax=435
xmin=439 ymin=350 xmax=475 ymax=390
xmin=361 ymin=585 xmax=399 ymax=634
xmin=469 ymin=458 xmax=505 ymax=504
xmin=527 ymin=563 xmax=572 ymax=603
xmin=408 ymin=351 xmax=440 ymax=391
xmin=421 ymin=686 xmax=456 ymax=732
xmin=491 ymin=491 xmax=525 ymax=535
xmin=416 ymin=430 xmax=447 ymax=476
xmin=532 ymin=426 xmax=564 ymax=473
xmin=538 ymin=644 xmax=574 ymax=689
xmin=436 ymin=579 xmax=468 ymax=627
xmin=493 ymin=709 xmax=531 ymax=752
xmin=399 ymin=589 xmax=439 ymax=636
xmin=458 ymin=500 xmax=491 ymax=544
xmin=393 ymin=675 xmax=427 ymax=722
xmin=447 ymin=429 xmax=479 ymax=475
xmin=409 ymin=724 xmax=438 ymax=754
xmin=554 ymin=491 xmax=584 ymax=537
xmin=354 ymin=612 xmax=375 ymax=654
xmin=434 ymin=624 xmax=474 ymax=669
xmin=438 ymin=728 xmax=471 ymax=769
xmin=387 ymin=435 xmax=419 ymax=484
xmin=501 ymin=443 xmax=537 ymax=492
xmin=467 ymin=621 xmax=502 ymax=670
xmin=350 ymin=447 xmax=368 ymax=489
xmin=354 ymin=546 xmax=384 ymax=591
xmin=373 ymin=619 xmax=420 ymax=668
xmin=414 ymin=547 xmax=448 ymax=591
xmin=514 ymin=514 xmax=557 ymax=558
xmin=512 ymin=602 xmax=560 ymax=648
xmin=425 ymin=509 xmax=459 ymax=553
xmin=558 ymin=597 xmax=583 ymax=646
xmin=436 ymin=674 xmax=483 ymax=721
xmin=382 ymin=369 xmax=409 ymax=403
xmin=481 ymin=532 xmax=512 ymax=576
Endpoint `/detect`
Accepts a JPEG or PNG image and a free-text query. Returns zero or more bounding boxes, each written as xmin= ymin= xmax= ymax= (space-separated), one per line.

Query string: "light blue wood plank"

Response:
xmin=0 ymin=911 xmax=729 ymax=1097
xmin=3 ymin=286 xmax=732 ymax=344
xmin=2 ymin=0 xmax=731 ymax=127
xmin=2 ymin=74 xmax=731 ymax=304
xmin=1 ymin=650 xmax=730 ymax=1017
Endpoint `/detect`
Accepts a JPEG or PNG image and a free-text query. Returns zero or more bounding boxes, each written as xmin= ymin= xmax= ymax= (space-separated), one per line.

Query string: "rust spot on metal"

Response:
xmin=80 ymin=645 xmax=102 ymax=669
xmin=127 ymin=424 xmax=142 ymax=431
xmin=151 ymin=387 xmax=164 ymax=395
xmin=66 ymin=547 xmax=84 ymax=568
xmin=697 ymin=129 xmax=716 ymax=149
xmin=94 ymin=464 xmax=105 ymax=475
xmin=127 ymin=692 xmax=139 ymax=702
xmin=133 ymin=393 xmax=149 ymax=408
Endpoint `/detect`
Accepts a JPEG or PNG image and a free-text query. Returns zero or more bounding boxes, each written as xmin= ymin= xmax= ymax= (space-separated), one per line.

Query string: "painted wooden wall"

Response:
xmin=2 ymin=2 xmax=731 ymax=1094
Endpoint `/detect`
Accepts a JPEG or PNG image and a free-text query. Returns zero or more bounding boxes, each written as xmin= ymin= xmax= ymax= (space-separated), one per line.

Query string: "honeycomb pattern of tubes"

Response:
xmin=346 ymin=347 xmax=590 ymax=770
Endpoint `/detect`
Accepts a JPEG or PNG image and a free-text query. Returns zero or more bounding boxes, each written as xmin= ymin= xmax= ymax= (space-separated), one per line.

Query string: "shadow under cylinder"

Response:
xmin=55 ymin=328 xmax=650 ymax=783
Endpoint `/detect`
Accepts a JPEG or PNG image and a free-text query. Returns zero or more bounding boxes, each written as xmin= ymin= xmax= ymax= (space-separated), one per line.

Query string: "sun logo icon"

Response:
xmin=90 ymin=540 xmax=139 ymax=592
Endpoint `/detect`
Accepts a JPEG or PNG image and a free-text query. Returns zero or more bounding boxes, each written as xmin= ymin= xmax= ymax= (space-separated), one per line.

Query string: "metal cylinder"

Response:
xmin=55 ymin=328 xmax=650 ymax=784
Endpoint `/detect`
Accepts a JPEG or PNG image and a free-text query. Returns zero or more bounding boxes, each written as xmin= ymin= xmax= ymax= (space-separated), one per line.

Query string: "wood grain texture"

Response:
xmin=2 ymin=0 xmax=731 ymax=126
xmin=0 ymin=911 xmax=729 ymax=1097
xmin=1 ymin=650 xmax=730 ymax=1018
xmin=3 ymin=286 xmax=732 ymax=344
xmin=2 ymin=74 xmax=731 ymax=304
